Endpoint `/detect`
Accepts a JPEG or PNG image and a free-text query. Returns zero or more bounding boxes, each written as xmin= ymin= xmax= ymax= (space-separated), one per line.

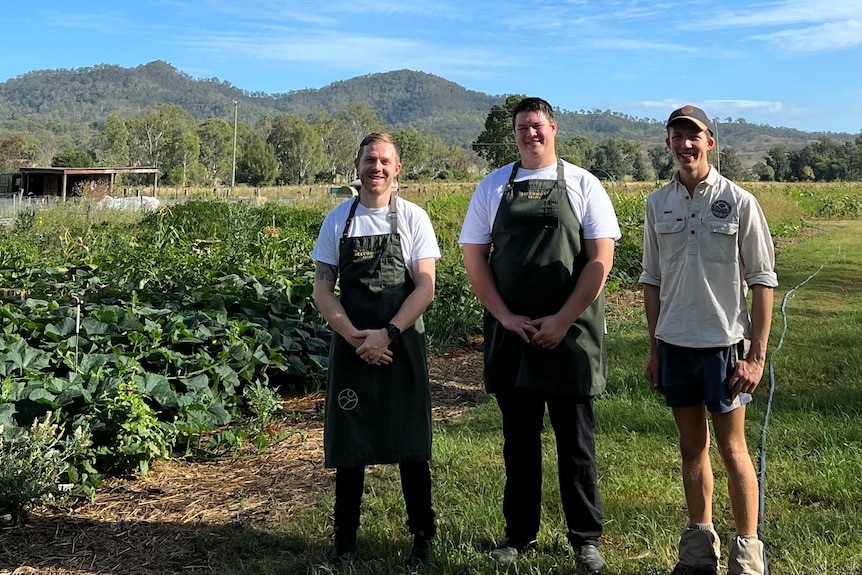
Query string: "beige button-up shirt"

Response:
xmin=639 ymin=168 xmax=778 ymax=348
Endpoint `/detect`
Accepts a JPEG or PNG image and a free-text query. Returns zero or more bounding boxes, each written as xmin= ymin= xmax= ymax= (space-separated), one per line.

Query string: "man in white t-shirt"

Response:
xmin=312 ymin=132 xmax=441 ymax=570
xmin=460 ymin=97 xmax=620 ymax=574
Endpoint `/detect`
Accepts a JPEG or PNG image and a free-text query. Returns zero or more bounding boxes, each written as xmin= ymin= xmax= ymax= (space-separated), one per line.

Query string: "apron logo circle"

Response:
xmin=337 ymin=388 xmax=359 ymax=411
xmin=711 ymin=200 xmax=732 ymax=219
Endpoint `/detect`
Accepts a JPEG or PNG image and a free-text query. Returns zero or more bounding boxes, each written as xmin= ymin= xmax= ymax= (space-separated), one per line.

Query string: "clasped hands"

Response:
xmin=500 ymin=313 xmax=567 ymax=350
xmin=350 ymin=328 xmax=394 ymax=366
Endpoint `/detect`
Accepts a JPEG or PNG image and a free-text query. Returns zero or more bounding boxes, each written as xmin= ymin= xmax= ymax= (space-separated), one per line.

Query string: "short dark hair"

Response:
xmin=356 ymin=132 xmax=400 ymax=163
xmin=512 ymin=97 xmax=556 ymax=129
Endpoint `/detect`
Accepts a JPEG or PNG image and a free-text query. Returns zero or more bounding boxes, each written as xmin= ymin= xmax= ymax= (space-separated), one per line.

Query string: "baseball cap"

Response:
xmin=667 ymin=105 xmax=714 ymax=135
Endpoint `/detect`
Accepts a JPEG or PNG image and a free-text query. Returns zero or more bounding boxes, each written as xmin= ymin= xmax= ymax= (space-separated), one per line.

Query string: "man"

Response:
xmin=640 ymin=106 xmax=778 ymax=575
xmin=312 ymin=132 xmax=441 ymax=569
xmin=460 ymin=97 xmax=620 ymax=574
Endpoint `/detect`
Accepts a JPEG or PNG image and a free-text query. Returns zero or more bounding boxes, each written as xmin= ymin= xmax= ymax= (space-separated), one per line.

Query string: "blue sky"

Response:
xmin=3 ymin=0 xmax=860 ymax=134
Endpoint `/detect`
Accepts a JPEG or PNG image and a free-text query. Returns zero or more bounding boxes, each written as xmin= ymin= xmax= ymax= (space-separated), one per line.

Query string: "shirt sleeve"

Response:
xmin=739 ymin=194 xmax=779 ymax=288
xmin=311 ymin=208 xmax=340 ymax=265
xmin=639 ymin=196 xmax=661 ymax=286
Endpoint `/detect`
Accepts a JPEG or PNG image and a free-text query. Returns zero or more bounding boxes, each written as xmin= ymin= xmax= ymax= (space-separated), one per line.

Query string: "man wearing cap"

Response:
xmin=640 ymin=106 xmax=777 ymax=575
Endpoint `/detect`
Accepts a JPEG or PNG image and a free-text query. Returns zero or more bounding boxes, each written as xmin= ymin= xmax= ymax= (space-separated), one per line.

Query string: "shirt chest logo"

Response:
xmin=711 ymin=200 xmax=733 ymax=219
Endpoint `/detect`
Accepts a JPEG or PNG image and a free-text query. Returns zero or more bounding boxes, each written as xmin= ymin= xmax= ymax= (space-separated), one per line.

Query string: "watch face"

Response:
xmin=387 ymin=324 xmax=400 ymax=340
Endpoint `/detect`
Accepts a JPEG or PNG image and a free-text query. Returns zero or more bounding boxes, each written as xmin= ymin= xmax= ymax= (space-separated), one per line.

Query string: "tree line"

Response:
xmin=1 ymin=95 xmax=859 ymax=185
xmin=474 ymin=96 xmax=862 ymax=183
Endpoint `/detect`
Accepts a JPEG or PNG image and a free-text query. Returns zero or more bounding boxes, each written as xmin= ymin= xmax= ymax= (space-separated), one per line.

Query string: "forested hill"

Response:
xmin=0 ymin=60 xmax=853 ymax=156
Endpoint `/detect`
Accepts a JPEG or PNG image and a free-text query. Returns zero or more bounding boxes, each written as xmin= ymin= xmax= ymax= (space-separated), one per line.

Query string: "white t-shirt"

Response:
xmin=459 ymin=160 xmax=621 ymax=244
xmin=312 ymin=196 xmax=441 ymax=277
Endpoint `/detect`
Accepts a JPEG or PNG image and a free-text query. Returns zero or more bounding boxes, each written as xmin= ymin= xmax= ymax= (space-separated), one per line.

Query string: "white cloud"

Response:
xmin=754 ymin=20 xmax=862 ymax=53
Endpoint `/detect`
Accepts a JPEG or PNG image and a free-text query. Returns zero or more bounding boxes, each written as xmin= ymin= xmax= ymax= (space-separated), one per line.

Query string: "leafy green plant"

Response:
xmin=0 ymin=412 xmax=82 ymax=521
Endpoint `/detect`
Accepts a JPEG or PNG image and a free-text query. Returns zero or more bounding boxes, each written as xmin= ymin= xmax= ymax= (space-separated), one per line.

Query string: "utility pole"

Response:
xmin=714 ymin=117 xmax=720 ymax=174
xmin=231 ymin=100 xmax=238 ymax=193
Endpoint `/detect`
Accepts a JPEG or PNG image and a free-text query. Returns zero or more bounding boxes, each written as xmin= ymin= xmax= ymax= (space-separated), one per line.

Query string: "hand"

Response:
xmin=527 ymin=314 xmax=567 ymax=349
xmin=645 ymin=353 xmax=663 ymax=395
xmin=498 ymin=313 xmax=538 ymax=344
xmin=355 ymin=328 xmax=394 ymax=366
xmin=728 ymin=357 xmax=765 ymax=394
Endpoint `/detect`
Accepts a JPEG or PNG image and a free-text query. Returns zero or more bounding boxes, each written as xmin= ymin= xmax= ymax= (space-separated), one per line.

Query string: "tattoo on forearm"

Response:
xmin=315 ymin=262 xmax=338 ymax=282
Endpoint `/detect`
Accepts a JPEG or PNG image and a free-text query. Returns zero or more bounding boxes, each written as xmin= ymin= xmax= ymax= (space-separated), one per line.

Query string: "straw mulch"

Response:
xmin=0 ymin=349 xmax=487 ymax=575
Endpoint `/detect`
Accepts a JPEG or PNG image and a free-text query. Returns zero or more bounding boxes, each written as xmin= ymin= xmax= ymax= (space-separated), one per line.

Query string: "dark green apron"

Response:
xmin=324 ymin=195 xmax=432 ymax=468
xmin=483 ymin=160 xmax=606 ymax=396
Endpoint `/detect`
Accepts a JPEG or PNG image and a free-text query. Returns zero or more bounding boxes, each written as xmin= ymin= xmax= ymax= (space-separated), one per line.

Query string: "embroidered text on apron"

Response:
xmin=483 ymin=160 xmax=606 ymax=396
xmin=324 ymin=195 xmax=432 ymax=468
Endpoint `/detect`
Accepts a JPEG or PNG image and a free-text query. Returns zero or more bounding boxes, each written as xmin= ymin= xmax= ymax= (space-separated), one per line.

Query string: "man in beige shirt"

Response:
xmin=640 ymin=106 xmax=778 ymax=575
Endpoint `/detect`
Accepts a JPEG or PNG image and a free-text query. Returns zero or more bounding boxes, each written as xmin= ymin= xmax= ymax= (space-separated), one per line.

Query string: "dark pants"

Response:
xmin=333 ymin=462 xmax=436 ymax=537
xmin=496 ymin=388 xmax=603 ymax=547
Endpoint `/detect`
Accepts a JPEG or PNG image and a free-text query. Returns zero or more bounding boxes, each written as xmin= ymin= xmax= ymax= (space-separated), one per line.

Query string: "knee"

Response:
xmin=678 ymin=434 xmax=710 ymax=461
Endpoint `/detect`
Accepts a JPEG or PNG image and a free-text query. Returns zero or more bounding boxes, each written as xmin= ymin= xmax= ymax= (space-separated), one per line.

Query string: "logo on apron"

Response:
xmin=337 ymin=388 xmax=359 ymax=410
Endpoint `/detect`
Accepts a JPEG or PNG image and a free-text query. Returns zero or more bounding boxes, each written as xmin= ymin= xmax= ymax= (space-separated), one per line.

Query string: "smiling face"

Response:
xmin=666 ymin=121 xmax=715 ymax=182
xmin=514 ymin=110 xmax=558 ymax=169
xmin=355 ymin=139 xmax=401 ymax=208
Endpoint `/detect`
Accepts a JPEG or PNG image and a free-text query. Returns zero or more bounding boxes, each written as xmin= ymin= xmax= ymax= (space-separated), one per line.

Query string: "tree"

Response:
xmin=0 ymin=135 xmax=41 ymax=172
xmin=718 ymin=147 xmax=745 ymax=181
xmin=51 ymin=148 xmax=94 ymax=168
xmin=127 ymin=104 xmax=198 ymax=180
xmin=765 ymin=145 xmax=791 ymax=181
xmin=590 ymin=138 xmax=643 ymax=180
xmin=198 ymin=118 xmax=233 ymax=186
xmin=473 ymin=95 xmax=524 ymax=169
xmin=647 ymin=146 xmax=674 ymax=181
xmin=309 ymin=110 xmax=357 ymax=183
xmin=165 ymin=129 xmax=203 ymax=186
xmin=394 ymin=128 xmax=430 ymax=178
xmin=267 ymin=114 xmax=326 ymax=184
xmin=97 ymin=113 xmax=130 ymax=166
xmin=237 ymin=132 xmax=278 ymax=186
xmin=559 ymin=135 xmax=593 ymax=169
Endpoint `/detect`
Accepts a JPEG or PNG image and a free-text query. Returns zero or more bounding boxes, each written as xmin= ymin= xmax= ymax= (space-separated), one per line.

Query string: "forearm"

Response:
xmin=312 ymin=262 xmax=359 ymax=342
xmin=556 ymin=238 xmax=615 ymax=324
xmin=389 ymin=259 xmax=435 ymax=331
xmin=643 ymin=283 xmax=661 ymax=354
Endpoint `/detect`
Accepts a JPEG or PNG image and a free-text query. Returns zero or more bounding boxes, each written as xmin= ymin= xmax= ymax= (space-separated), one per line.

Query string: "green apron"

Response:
xmin=324 ymin=195 xmax=432 ymax=468
xmin=483 ymin=159 xmax=606 ymax=396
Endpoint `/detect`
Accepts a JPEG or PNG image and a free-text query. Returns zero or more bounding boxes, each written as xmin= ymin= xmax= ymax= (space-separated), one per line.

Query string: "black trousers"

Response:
xmin=495 ymin=388 xmax=603 ymax=547
xmin=333 ymin=462 xmax=436 ymax=538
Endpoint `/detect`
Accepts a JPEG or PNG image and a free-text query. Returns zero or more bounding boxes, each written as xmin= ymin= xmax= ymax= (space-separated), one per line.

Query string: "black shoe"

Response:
xmin=490 ymin=537 xmax=538 ymax=565
xmin=576 ymin=544 xmax=606 ymax=574
xmin=327 ymin=530 xmax=357 ymax=566
xmin=670 ymin=563 xmax=717 ymax=575
xmin=406 ymin=535 xmax=432 ymax=571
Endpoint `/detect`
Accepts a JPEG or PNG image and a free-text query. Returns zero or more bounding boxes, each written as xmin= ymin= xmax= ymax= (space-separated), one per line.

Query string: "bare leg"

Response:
xmin=672 ymin=403 xmax=713 ymax=525
xmin=713 ymin=406 xmax=759 ymax=536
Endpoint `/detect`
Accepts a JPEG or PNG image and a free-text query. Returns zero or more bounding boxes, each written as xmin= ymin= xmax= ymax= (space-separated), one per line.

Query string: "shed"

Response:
xmin=18 ymin=166 xmax=160 ymax=200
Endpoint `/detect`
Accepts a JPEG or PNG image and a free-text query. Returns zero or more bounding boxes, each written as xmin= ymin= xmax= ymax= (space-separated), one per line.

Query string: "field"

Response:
xmin=1 ymin=181 xmax=860 ymax=575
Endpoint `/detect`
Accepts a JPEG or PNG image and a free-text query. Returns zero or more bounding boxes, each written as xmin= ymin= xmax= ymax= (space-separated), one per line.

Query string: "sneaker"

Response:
xmin=490 ymin=537 xmax=537 ymax=565
xmin=576 ymin=544 xmax=607 ymax=575
xmin=327 ymin=531 xmax=357 ymax=566
xmin=670 ymin=563 xmax=718 ymax=575
xmin=406 ymin=535 xmax=432 ymax=571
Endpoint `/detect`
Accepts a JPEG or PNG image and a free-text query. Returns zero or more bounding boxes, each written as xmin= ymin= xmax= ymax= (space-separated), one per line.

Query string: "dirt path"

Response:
xmin=0 ymin=350 xmax=488 ymax=575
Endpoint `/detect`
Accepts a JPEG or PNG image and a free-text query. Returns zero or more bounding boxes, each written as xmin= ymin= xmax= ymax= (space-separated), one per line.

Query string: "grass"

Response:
xmin=203 ymin=212 xmax=860 ymax=574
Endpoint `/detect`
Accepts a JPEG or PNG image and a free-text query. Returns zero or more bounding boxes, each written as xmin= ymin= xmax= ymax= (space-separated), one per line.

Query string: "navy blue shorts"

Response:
xmin=657 ymin=340 xmax=751 ymax=414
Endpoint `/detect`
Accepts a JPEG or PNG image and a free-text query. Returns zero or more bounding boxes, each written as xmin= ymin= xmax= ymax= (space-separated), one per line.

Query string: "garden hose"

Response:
xmin=761 ymin=264 xmax=824 ymax=575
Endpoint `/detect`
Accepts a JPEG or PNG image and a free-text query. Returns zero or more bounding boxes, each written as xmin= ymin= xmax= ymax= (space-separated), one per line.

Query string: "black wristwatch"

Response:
xmin=386 ymin=323 xmax=401 ymax=342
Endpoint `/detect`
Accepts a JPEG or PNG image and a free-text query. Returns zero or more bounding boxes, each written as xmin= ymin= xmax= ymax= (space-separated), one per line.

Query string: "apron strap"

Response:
xmin=341 ymin=193 xmax=399 ymax=239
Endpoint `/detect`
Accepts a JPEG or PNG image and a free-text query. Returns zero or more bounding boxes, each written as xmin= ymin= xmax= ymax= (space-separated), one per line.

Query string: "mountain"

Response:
xmin=0 ymin=60 xmax=854 ymax=164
